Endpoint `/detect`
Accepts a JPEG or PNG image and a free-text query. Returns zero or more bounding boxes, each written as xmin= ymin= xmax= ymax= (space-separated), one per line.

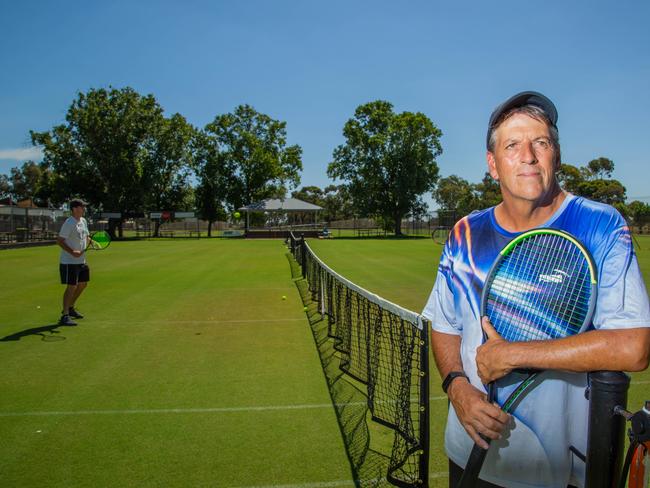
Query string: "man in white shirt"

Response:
xmin=57 ymin=199 xmax=91 ymax=326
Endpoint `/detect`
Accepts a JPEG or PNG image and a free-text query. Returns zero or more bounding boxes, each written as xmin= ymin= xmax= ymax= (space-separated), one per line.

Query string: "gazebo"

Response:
xmin=238 ymin=198 xmax=323 ymax=238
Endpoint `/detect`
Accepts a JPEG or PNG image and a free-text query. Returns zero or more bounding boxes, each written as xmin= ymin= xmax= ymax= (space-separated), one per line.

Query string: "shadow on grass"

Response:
xmin=0 ymin=323 xmax=71 ymax=342
xmin=286 ymin=251 xmax=391 ymax=487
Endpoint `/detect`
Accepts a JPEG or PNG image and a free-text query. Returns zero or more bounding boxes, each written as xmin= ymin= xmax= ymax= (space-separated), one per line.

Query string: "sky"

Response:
xmin=1 ymin=0 xmax=649 ymax=208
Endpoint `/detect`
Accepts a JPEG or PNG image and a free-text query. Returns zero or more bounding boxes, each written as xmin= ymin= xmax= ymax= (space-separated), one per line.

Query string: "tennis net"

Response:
xmin=289 ymin=232 xmax=430 ymax=488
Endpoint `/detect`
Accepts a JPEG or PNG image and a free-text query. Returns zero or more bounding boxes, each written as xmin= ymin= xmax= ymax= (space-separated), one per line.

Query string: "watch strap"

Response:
xmin=442 ymin=371 xmax=468 ymax=394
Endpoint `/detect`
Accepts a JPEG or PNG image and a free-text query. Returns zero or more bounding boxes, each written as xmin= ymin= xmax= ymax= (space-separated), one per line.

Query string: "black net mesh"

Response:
xmin=288 ymin=233 xmax=430 ymax=487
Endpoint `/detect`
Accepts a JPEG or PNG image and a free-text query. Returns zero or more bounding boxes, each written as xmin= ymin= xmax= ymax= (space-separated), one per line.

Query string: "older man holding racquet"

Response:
xmin=423 ymin=91 xmax=650 ymax=488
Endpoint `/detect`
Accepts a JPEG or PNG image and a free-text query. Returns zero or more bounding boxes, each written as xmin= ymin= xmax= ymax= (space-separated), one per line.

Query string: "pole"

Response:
xmin=585 ymin=371 xmax=630 ymax=488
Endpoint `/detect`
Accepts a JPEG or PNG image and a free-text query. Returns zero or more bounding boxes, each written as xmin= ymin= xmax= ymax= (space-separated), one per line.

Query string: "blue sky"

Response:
xmin=1 ymin=0 xmax=649 ymax=206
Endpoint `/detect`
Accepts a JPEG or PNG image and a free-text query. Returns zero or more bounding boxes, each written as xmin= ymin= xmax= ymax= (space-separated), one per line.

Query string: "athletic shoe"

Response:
xmin=59 ymin=315 xmax=77 ymax=326
xmin=68 ymin=307 xmax=84 ymax=319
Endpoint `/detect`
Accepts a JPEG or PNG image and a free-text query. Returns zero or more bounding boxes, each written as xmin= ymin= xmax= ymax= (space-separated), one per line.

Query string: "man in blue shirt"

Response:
xmin=423 ymin=91 xmax=650 ymax=487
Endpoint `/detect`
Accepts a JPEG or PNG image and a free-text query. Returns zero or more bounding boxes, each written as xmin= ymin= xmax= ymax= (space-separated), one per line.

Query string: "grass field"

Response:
xmin=1 ymin=235 xmax=649 ymax=487
xmin=0 ymin=240 xmax=353 ymax=487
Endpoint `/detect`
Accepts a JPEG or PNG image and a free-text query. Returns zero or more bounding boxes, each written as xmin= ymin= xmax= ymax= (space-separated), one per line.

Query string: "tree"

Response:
xmin=141 ymin=113 xmax=196 ymax=236
xmin=328 ymin=100 xmax=442 ymax=235
xmin=0 ymin=174 xmax=10 ymax=200
xmin=292 ymin=185 xmax=325 ymax=207
xmin=586 ymin=157 xmax=615 ymax=179
xmin=322 ymin=185 xmax=355 ymax=222
xmin=474 ymin=172 xmax=502 ymax=209
xmin=193 ymin=130 xmax=229 ymax=237
xmin=557 ymin=164 xmax=583 ymax=194
xmin=627 ymin=201 xmax=650 ymax=232
xmin=8 ymin=161 xmax=43 ymax=204
xmin=433 ymin=175 xmax=477 ymax=217
xmin=577 ymin=179 xmax=626 ymax=205
xmin=204 ymin=105 xmax=303 ymax=212
xmin=31 ymin=86 xmax=166 ymax=235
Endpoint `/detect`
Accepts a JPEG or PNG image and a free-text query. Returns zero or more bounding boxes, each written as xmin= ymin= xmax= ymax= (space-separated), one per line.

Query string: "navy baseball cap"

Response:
xmin=487 ymin=91 xmax=558 ymax=149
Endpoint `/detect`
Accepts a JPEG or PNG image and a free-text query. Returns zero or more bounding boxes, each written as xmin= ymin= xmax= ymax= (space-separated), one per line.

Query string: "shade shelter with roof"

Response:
xmin=238 ymin=198 xmax=323 ymax=238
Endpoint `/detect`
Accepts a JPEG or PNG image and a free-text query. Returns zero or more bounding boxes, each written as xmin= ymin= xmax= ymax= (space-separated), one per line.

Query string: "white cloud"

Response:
xmin=0 ymin=147 xmax=44 ymax=161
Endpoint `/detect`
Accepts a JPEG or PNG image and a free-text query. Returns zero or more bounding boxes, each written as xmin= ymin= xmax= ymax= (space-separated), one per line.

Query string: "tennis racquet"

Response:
xmin=458 ymin=228 xmax=598 ymax=487
xmin=88 ymin=230 xmax=111 ymax=251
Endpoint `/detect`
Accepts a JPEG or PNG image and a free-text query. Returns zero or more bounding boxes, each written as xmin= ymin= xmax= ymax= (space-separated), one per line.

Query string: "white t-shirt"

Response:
xmin=58 ymin=216 xmax=89 ymax=265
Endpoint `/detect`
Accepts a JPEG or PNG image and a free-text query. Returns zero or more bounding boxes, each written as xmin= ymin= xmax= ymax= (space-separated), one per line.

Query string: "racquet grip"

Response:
xmin=457 ymin=439 xmax=491 ymax=487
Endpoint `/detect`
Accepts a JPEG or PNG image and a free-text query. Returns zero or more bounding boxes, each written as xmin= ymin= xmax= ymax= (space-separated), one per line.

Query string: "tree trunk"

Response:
xmin=208 ymin=220 xmax=213 ymax=237
xmin=394 ymin=213 xmax=402 ymax=236
xmin=108 ymin=219 xmax=117 ymax=240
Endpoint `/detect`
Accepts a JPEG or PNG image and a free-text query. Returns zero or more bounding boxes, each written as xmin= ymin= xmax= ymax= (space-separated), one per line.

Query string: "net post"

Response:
xmin=419 ymin=317 xmax=431 ymax=487
xmin=300 ymin=234 xmax=306 ymax=279
xmin=585 ymin=371 xmax=630 ymax=488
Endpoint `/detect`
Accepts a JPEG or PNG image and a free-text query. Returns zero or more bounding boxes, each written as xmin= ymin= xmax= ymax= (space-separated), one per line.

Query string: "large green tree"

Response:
xmin=31 ymin=87 xmax=195 ymax=236
xmin=328 ymin=100 xmax=442 ymax=235
xmin=203 ymin=105 xmax=303 ymax=212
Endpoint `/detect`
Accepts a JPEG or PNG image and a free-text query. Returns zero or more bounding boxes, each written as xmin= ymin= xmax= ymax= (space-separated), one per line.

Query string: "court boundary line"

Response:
xmin=3 ymin=382 xmax=648 ymax=417
xmin=0 ymin=396 xmax=448 ymax=418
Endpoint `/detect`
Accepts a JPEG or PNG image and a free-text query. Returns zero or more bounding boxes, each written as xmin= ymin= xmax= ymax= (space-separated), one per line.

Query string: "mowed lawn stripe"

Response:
xmin=0 ymin=239 xmax=353 ymax=487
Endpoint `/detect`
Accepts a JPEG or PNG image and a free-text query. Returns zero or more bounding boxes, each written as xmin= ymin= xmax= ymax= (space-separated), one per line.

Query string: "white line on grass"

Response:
xmin=3 ymin=384 xmax=646 ymax=418
xmin=0 ymin=397 xmax=448 ymax=418
xmin=89 ymin=318 xmax=308 ymax=325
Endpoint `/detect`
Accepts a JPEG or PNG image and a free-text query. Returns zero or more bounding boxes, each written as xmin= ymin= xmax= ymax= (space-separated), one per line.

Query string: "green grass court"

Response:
xmin=1 ymin=236 xmax=649 ymax=487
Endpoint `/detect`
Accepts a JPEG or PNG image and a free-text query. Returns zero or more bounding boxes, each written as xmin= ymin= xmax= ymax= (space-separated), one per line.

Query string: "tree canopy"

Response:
xmin=202 ymin=105 xmax=303 ymax=211
xmin=328 ymin=100 xmax=442 ymax=235
xmin=29 ymin=87 xmax=196 ymax=235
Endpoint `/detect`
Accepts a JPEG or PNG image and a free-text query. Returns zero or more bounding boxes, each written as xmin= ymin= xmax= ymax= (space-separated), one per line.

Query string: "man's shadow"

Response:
xmin=0 ymin=323 xmax=73 ymax=342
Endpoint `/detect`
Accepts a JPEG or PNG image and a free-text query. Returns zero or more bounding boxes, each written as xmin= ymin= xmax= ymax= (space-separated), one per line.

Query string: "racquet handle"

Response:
xmin=457 ymin=439 xmax=490 ymax=487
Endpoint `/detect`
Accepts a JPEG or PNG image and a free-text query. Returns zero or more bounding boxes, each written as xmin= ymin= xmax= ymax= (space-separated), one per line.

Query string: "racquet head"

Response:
xmin=481 ymin=229 xmax=597 ymax=342
xmin=90 ymin=230 xmax=111 ymax=250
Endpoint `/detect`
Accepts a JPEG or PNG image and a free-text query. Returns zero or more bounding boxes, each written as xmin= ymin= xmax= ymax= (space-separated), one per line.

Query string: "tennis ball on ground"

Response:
xmin=36 ymin=306 xmax=41 ymax=309
xmin=282 ymin=295 xmax=287 ymax=300
xmin=303 ymin=306 xmax=308 ymax=312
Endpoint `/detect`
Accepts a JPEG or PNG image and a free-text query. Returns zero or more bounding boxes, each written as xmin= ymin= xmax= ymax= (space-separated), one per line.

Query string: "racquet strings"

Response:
xmin=485 ymin=233 xmax=593 ymax=343
xmin=91 ymin=231 xmax=111 ymax=250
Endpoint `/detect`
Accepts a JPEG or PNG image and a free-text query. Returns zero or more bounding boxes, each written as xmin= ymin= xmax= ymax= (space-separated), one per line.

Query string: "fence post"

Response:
xmin=585 ymin=371 xmax=630 ymax=488
xmin=300 ymin=234 xmax=306 ymax=279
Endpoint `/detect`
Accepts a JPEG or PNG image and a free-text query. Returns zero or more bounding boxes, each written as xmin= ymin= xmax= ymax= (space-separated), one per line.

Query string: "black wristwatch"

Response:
xmin=442 ymin=371 xmax=468 ymax=394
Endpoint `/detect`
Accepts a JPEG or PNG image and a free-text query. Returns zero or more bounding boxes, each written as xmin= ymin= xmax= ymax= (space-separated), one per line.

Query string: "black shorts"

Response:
xmin=59 ymin=263 xmax=90 ymax=285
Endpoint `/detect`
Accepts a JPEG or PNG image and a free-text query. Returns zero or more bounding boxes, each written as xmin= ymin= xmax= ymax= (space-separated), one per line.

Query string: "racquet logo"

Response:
xmin=538 ymin=269 xmax=570 ymax=284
